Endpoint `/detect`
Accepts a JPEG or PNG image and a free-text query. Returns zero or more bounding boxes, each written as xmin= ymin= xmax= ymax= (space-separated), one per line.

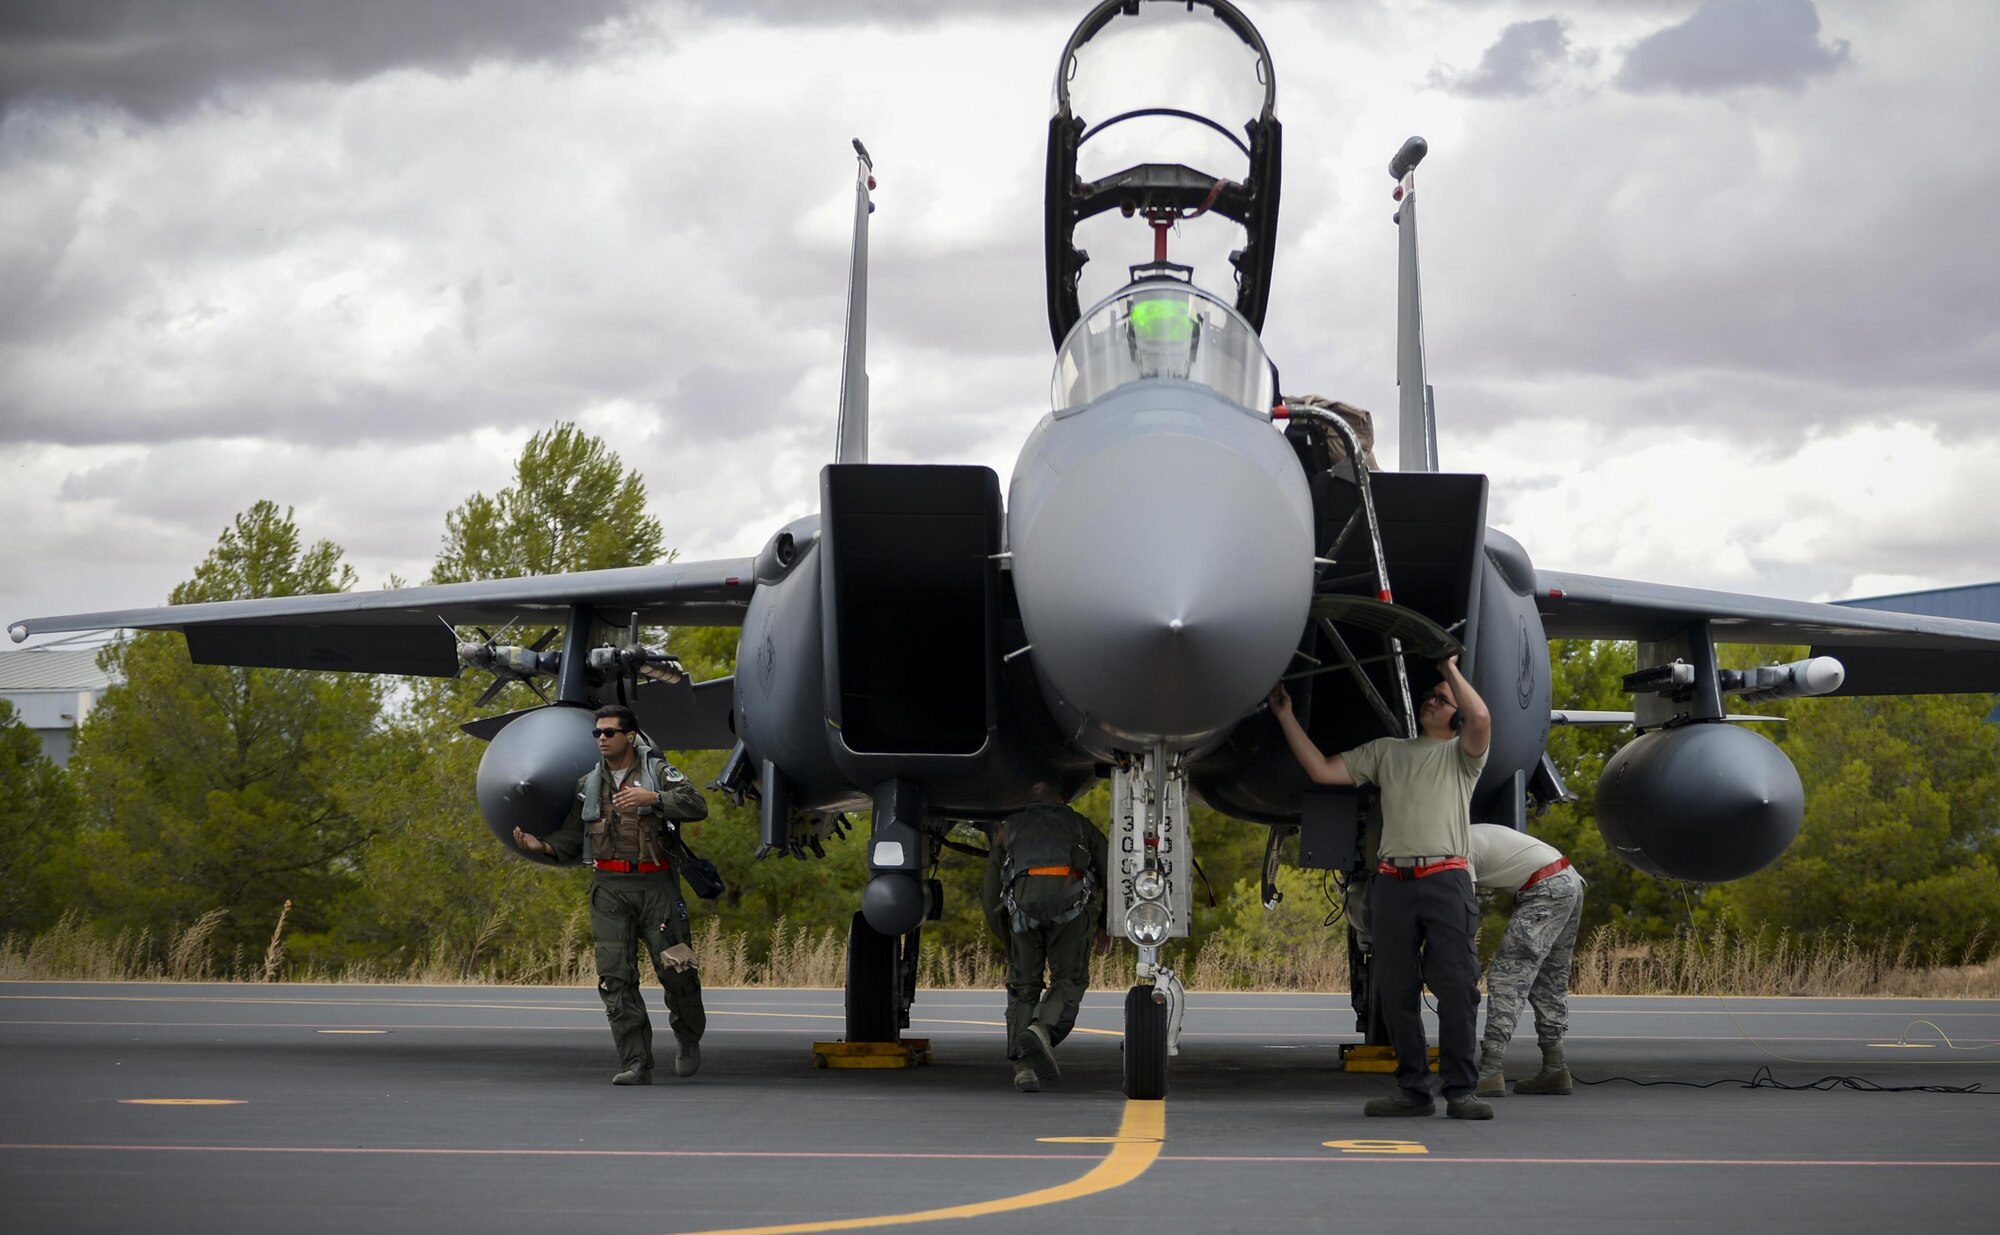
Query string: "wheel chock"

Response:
xmin=811 ymin=1039 xmax=932 ymax=1069
xmin=1339 ymin=1043 xmax=1438 ymax=1073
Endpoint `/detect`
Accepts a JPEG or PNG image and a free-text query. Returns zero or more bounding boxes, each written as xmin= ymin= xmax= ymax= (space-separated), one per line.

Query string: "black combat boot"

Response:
xmin=1015 ymin=1023 xmax=1060 ymax=1088
xmin=1363 ymin=1091 xmax=1436 ymax=1117
xmin=1013 ymin=1060 xmax=1041 ymax=1092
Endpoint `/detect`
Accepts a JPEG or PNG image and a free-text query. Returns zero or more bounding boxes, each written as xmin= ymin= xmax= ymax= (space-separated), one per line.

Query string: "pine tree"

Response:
xmin=346 ymin=423 xmax=671 ymax=973
xmin=0 ymin=701 xmax=78 ymax=933
xmin=65 ymin=502 xmax=381 ymax=965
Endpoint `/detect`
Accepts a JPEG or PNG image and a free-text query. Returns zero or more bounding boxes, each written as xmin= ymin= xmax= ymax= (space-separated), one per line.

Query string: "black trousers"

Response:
xmin=1368 ymin=867 xmax=1481 ymax=1101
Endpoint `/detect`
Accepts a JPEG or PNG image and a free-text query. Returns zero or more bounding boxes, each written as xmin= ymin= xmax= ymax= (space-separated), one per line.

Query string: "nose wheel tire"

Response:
xmin=845 ymin=912 xmax=899 ymax=1042
xmin=1122 ymin=983 xmax=1170 ymax=1099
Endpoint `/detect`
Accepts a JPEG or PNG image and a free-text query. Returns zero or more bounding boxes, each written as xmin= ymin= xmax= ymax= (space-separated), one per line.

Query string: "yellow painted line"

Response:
xmin=1325 ymin=1139 xmax=1428 ymax=1155
xmin=118 ymin=1099 xmax=245 ymax=1106
xmin=670 ymin=1100 xmax=1165 ymax=1235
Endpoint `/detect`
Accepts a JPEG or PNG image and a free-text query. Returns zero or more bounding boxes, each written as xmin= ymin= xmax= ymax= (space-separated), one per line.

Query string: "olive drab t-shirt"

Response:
xmin=1341 ymin=735 xmax=1488 ymax=860
xmin=1467 ymin=822 xmax=1562 ymax=893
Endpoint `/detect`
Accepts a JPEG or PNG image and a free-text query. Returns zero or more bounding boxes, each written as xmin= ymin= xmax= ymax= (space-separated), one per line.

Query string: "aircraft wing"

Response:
xmin=7 ymin=558 xmax=759 ymax=677
xmin=1535 ymin=570 xmax=2000 ymax=695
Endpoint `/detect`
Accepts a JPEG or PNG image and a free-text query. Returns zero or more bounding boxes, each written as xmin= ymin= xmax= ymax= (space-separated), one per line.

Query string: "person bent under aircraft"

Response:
xmin=516 ymin=704 xmax=710 ymax=1085
xmin=983 ymin=789 xmax=1111 ymax=1093
xmin=1269 ymin=656 xmax=1494 ymax=1120
xmin=1469 ymin=822 xmax=1584 ymax=1097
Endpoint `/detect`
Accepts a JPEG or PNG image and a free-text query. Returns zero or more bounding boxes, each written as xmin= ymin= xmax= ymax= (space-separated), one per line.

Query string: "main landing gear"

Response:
xmin=845 ymin=911 xmax=916 ymax=1043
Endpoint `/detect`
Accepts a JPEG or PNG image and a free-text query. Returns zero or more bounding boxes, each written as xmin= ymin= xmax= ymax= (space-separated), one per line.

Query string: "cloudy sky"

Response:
xmin=4 ymin=0 xmax=1996 ymax=647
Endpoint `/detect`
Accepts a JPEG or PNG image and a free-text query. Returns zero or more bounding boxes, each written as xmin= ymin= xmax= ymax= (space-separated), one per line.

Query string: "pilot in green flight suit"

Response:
xmin=983 ymin=793 xmax=1110 ymax=1093
xmin=515 ymin=704 xmax=708 ymax=1085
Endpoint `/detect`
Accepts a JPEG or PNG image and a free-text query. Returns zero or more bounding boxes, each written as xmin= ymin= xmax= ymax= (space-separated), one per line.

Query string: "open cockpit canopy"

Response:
xmin=1045 ymin=0 xmax=1282 ymax=349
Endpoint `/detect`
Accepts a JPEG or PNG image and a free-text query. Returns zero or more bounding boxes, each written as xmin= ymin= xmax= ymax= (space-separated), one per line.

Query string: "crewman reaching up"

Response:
xmin=1269 ymin=655 xmax=1494 ymax=1120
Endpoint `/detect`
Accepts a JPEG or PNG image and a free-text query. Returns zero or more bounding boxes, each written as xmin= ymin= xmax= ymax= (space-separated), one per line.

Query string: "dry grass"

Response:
xmin=259 ymin=900 xmax=292 ymax=982
xmin=1574 ymin=921 xmax=2000 ymax=998
xmin=1175 ymin=930 xmax=1350 ymax=992
xmin=5 ymin=909 xmax=1996 ymax=999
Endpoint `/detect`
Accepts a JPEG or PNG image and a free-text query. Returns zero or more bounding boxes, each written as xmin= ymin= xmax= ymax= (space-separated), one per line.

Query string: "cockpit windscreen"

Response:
xmin=1051 ymin=283 xmax=1274 ymax=416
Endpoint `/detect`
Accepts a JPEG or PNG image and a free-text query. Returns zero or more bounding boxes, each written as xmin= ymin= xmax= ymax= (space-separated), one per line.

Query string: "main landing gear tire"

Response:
xmin=845 ymin=911 xmax=899 ymax=1043
xmin=1123 ymin=984 xmax=1169 ymax=1100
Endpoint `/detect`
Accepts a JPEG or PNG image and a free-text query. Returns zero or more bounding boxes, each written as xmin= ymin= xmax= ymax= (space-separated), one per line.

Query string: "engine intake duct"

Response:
xmin=821 ymin=464 xmax=1000 ymax=758
xmin=1305 ymin=470 xmax=1487 ymax=752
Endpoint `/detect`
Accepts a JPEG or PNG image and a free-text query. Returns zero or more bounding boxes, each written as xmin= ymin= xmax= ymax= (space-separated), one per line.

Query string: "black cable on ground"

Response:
xmin=1572 ymin=1064 xmax=1996 ymax=1095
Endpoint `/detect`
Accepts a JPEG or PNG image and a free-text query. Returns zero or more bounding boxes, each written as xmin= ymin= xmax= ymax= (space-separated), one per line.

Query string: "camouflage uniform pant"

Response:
xmin=1481 ymin=868 xmax=1585 ymax=1054
xmin=590 ymin=872 xmax=706 ymax=1073
xmin=1003 ymin=911 xmax=1094 ymax=1057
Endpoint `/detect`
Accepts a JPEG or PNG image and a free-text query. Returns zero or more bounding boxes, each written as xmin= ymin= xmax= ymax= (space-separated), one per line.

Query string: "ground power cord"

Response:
xmin=1570 ymin=886 xmax=2000 ymax=1095
xmin=1572 ymin=1065 xmax=1995 ymax=1094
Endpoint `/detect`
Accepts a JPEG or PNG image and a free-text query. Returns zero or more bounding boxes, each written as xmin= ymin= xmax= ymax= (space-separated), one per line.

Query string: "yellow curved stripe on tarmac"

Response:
xmin=671 ymin=1099 xmax=1165 ymax=1235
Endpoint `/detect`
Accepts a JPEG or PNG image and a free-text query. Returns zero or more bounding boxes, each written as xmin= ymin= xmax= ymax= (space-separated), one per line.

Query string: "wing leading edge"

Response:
xmin=1536 ymin=570 xmax=2000 ymax=695
xmin=7 ymin=557 xmax=760 ymax=677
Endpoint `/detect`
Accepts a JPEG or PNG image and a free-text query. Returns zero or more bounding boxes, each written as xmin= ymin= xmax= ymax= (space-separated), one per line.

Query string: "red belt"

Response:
xmin=595 ymin=859 xmax=671 ymax=873
xmin=1025 ymin=866 xmax=1077 ymax=877
xmin=1377 ymin=856 xmax=1469 ymax=880
xmin=1520 ymin=857 xmax=1571 ymax=890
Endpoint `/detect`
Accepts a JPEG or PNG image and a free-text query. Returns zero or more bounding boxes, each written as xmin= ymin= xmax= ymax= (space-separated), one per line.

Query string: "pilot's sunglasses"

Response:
xmin=592 ymin=727 xmax=629 ymax=738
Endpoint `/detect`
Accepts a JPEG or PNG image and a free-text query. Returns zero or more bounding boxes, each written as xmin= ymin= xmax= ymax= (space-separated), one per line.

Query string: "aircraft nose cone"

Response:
xmin=1012 ymin=427 xmax=1313 ymax=747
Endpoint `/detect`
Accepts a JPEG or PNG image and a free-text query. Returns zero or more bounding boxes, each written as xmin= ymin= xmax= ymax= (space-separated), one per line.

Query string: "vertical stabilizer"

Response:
xmin=1391 ymin=137 xmax=1438 ymax=473
xmin=835 ymin=141 xmax=875 ymax=465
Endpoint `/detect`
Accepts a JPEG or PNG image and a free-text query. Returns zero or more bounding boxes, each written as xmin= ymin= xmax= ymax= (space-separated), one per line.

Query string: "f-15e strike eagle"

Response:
xmin=15 ymin=0 xmax=2000 ymax=1099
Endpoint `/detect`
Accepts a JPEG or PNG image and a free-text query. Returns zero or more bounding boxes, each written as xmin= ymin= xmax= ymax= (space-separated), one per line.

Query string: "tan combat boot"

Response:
xmin=1514 ymin=1044 xmax=1572 ymax=1095
xmin=1476 ymin=1044 xmax=1507 ymax=1097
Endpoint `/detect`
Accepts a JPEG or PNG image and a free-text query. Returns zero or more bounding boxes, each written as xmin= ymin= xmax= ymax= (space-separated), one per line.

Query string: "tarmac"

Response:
xmin=3 ymin=980 xmax=1997 ymax=1234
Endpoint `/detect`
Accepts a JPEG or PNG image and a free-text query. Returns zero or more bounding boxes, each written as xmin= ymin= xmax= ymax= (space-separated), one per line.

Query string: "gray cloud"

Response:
xmin=0 ymin=0 xmax=1103 ymax=123
xmin=1398 ymin=51 xmax=2000 ymax=418
xmin=1430 ymin=18 xmax=1588 ymax=98
xmin=1615 ymin=0 xmax=1850 ymax=95
xmin=0 ymin=0 xmax=640 ymax=119
xmin=687 ymin=0 xmax=1086 ymax=26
